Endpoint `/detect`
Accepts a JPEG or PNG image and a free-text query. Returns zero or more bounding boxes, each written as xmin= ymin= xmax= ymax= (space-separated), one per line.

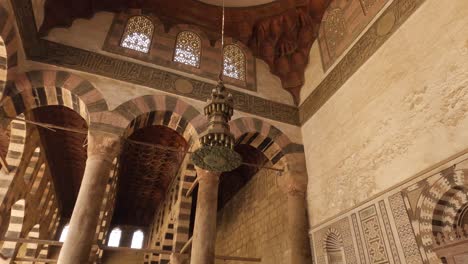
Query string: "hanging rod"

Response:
xmin=4 ymin=117 xmax=284 ymax=172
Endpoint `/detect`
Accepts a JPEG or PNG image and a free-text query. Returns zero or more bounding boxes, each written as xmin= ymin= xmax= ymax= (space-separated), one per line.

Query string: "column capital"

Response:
xmin=194 ymin=167 xmax=221 ymax=182
xmin=87 ymin=130 xmax=122 ymax=161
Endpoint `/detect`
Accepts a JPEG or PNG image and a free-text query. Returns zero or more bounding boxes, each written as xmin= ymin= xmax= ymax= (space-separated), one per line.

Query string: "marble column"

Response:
xmin=57 ymin=131 xmax=121 ymax=264
xmin=190 ymin=168 xmax=221 ymax=264
xmin=287 ymin=187 xmax=311 ymax=264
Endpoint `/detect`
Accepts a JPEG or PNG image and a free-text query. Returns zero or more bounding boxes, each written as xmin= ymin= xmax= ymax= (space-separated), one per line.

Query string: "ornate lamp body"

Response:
xmin=191 ymin=81 xmax=242 ymax=172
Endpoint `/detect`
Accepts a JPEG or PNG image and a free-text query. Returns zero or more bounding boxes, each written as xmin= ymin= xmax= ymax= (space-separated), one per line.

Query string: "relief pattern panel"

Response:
xmin=313 ymin=217 xmax=358 ymax=264
xmin=310 ymin=155 xmax=468 ymax=264
xmin=359 ymin=205 xmax=389 ymax=264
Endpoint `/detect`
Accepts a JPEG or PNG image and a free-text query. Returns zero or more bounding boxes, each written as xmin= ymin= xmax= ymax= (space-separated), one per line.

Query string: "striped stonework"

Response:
xmin=15 ymin=224 xmax=40 ymax=261
xmin=36 ymin=244 xmax=49 ymax=263
xmin=172 ymin=159 xmax=196 ymax=253
xmin=0 ymin=36 xmax=6 ymax=93
xmin=0 ymin=114 xmax=26 ymax=215
xmin=92 ymin=158 xmax=118 ymax=263
xmin=30 ymin=163 xmax=46 ymax=195
xmin=230 ymin=117 xmax=304 ymax=167
xmin=37 ymin=181 xmax=50 ymax=211
xmin=414 ymin=168 xmax=468 ymax=262
xmin=110 ymin=95 xmax=206 ymax=144
xmin=0 ymin=2 xmax=19 ymax=96
xmin=0 ymin=70 xmax=108 ymax=124
xmin=0 ymin=199 xmax=25 ymax=258
xmin=23 ymin=146 xmax=40 ymax=184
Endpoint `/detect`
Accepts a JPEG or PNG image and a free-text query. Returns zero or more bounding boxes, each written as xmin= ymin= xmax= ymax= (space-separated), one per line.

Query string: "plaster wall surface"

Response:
xmin=303 ymin=0 xmax=468 ymax=226
xmin=42 ymin=12 xmax=294 ymax=106
xmin=215 ymin=167 xmax=288 ymax=264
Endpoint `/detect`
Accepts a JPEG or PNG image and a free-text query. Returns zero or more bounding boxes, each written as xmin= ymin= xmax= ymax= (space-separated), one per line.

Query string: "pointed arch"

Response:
xmin=229 ymin=117 xmax=303 ymax=167
xmin=121 ymin=16 xmax=154 ymax=53
xmin=415 ymin=168 xmax=468 ymax=261
xmin=0 ymin=114 xmax=26 ymax=210
xmin=23 ymin=146 xmax=41 ymax=184
xmin=0 ymin=199 xmax=25 ymax=258
xmin=0 ymin=70 xmax=108 ymax=124
xmin=0 ymin=2 xmax=20 ymax=96
xmin=30 ymin=163 xmax=46 ymax=195
xmin=174 ymin=31 xmax=202 ymax=67
xmin=110 ymin=94 xmax=206 ymax=145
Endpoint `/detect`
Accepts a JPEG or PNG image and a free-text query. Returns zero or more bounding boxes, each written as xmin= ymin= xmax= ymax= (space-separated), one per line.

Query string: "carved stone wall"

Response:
xmin=310 ymin=152 xmax=468 ymax=264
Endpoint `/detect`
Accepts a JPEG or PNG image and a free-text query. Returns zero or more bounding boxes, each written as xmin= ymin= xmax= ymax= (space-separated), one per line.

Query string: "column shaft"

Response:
xmin=190 ymin=169 xmax=220 ymax=264
xmin=57 ymin=132 xmax=120 ymax=264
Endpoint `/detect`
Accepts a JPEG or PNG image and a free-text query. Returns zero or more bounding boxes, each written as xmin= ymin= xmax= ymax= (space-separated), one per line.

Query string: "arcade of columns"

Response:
xmin=56 ymin=130 xmax=310 ymax=264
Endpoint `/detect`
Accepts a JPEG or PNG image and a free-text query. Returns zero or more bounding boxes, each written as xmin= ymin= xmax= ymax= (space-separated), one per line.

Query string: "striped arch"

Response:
xmin=0 ymin=1 xmax=20 ymax=96
xmin=415 ymin=168 xmax=468 ymax=260
xmin=30 ymin=163 xmax=46 ymax=195
xmin=23 ymin=146 xmax=41 ymax=184
xmin=111 ymin=94 xmax=206 ymax=145
xmin=229 ymin=117 xmax=304 ymax=167
xmin=0 ymin=115 xmax=26 ymax=216
xmin=0 ymin=70 xmax=108 ymax=124
xmin=0 ymin=199 xmax=25 ymax=258
xmin=16 ymin=224 xmax=40 ymax=261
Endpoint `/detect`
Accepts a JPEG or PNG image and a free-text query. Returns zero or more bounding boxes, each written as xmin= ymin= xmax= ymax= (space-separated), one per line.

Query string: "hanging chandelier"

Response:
xmin=191 ymin=0 xmax=242 ymax=172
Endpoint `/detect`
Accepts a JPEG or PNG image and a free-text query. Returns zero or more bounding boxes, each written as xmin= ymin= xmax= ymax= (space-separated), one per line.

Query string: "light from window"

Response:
xmin=223 ymin=45 xmax=246 ymax=81
xmin=59 ymin=225 xmax=69 ymax=242
xmin=108 ymin=228 xmax=122 ymax=247
xmin=174 ymin=31 xmax=201 ymax=67
xmin=121 ymin=16 xmax=154 ymax=53
xmin=130 ymin=230 xmax=144 ymax=249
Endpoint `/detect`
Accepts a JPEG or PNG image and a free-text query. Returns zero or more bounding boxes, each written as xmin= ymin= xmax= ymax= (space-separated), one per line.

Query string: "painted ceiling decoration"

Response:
xmin=40 ymin=0 xmax=332 ymax=103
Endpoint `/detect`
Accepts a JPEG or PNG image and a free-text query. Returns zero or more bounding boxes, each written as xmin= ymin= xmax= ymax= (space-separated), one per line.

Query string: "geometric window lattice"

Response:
xmin=108 ymin=228 xmax=122 ymax=247
xmin=121 ymin=16 xmax=154 ymax=53
xmin=130 ymin=230 xmax=144 ymax=249
xmin=223 ymin=44 xmax=246 ymax=81
xmin=174 ymin=31 xmax=201 ymax=67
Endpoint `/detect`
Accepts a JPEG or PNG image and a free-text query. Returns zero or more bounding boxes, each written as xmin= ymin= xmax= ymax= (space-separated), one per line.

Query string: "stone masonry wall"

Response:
xmin=215 ymin=167 xmax=288 ymax=264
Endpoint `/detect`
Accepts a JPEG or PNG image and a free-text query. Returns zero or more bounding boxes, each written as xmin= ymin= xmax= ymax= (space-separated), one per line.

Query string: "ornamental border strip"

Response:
xmin=10 ymin=0 xmax=426 ymax=126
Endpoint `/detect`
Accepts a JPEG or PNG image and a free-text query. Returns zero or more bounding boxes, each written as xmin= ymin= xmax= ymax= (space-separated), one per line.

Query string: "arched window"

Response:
xmin=108 ymin=228 xmax=122 ymax=247
xmin=174 ymin=31 xmax=201 ymax=67
xmin=121 ymin=16 xmax=154 ymax=53
xmin=130 ymin=230 xmax=144 ymax=249
xmin=59 ymin=224 xmax=69 ymax=242
xmin=223 ymin=44 xmax=246 ymax=81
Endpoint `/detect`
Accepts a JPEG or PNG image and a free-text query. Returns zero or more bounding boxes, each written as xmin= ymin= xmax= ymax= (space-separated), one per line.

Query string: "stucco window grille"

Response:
xmin=223 ymin=44 xmax=246 ymax=81
xmin=174 ymin=31 xmax=201 ymax=67
xmin=121 ymin=16 xmax=154 ymax=53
